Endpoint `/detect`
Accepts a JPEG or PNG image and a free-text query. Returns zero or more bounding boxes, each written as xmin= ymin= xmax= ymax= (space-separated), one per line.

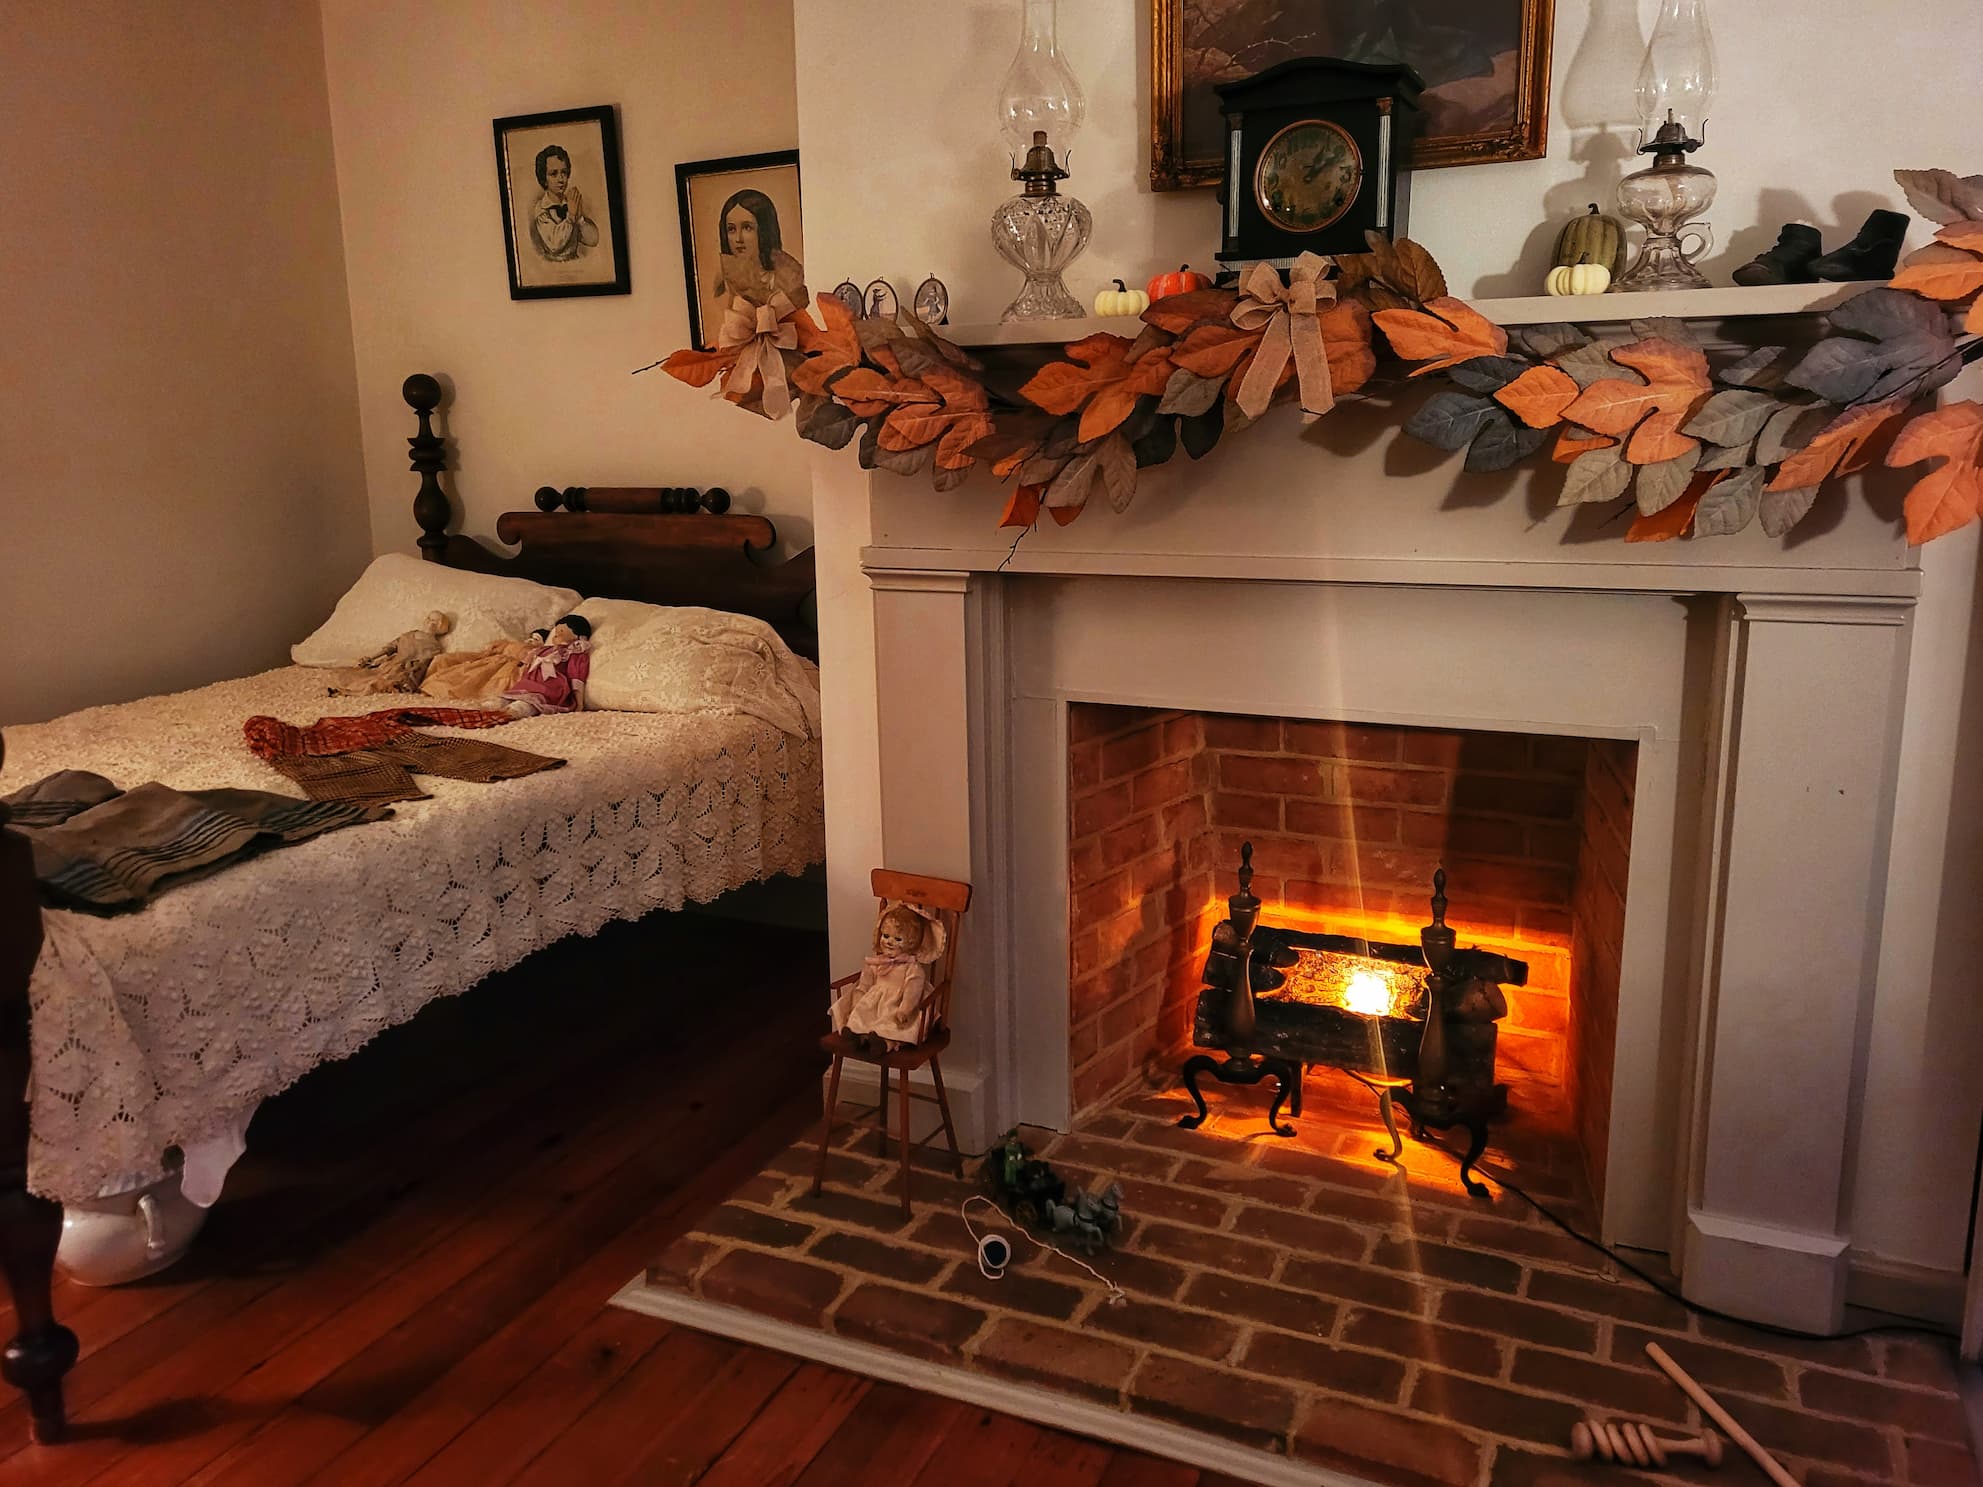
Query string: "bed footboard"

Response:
xmin=0 ymin=734 xmax=75 ymax=1443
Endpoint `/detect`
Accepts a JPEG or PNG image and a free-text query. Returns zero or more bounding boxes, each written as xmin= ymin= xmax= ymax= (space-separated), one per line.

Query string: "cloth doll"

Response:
xmin=829 ymin=900 xmax=947 ymax=1051
xmin=501 ymin=615 xmax=593 ymax=717
xmin=419 ymin=636 xmax=535 ymax=703
xmin=328 ymin=611 xmax=452 ymax=696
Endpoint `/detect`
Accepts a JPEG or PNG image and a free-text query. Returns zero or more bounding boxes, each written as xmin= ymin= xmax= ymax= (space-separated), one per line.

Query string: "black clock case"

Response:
xmin=1215 ymin=57 xmax=1425 ymax=264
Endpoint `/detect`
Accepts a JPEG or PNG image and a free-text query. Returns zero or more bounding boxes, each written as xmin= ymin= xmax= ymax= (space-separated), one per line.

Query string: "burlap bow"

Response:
xmin=1230 ymin=252 xmax=1336 ymax=422
xmin=718 ymin=291 xmax=799 ymax=421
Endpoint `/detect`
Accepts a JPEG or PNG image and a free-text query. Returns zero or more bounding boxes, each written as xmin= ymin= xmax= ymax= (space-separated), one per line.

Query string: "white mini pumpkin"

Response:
xmin=1093 ymin=279 xmax=1150 ymax=316
xmin=1545 ymin=263 xmax=1612 ymax=297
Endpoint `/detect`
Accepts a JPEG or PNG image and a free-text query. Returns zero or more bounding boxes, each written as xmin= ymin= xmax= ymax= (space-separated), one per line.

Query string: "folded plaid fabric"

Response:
xmin=243 ymin=706 xmax=515 ymax=760
xmin=266 ymin=734 xmax=565 ymax=806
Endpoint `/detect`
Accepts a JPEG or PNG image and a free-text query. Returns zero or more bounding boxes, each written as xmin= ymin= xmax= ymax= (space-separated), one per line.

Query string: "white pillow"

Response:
xmin=293 ymin=554 xmax=581 ymax=666
xmin=575 ymin=598 xmax=820 ymax=739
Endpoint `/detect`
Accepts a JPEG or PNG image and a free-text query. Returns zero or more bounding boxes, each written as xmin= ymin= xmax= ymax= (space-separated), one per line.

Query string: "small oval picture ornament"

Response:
xmin=1254 ymin=119 xmax=1363 ymax=234
xmin=830 ymin=279 xmax=864 ymax=318
xmin=912 ymin=273 xmax=950 ymax=327
xmin=863 ymin=278 xmax=900 ymax=320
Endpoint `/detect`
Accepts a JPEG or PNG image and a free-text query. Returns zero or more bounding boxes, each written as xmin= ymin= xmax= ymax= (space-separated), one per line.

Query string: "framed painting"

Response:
xmin=675 ymin=150 xmax=805 ymax=352
xmin=493 ymin=105 xmax=631 ymax=299
xmin=1150 ymin=0 xmax=1555 ymax=190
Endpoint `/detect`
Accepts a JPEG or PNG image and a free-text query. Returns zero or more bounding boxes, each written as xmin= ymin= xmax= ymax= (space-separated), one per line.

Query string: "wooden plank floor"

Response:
xmin=2 ymin=914 xmax=1245 ymax=1486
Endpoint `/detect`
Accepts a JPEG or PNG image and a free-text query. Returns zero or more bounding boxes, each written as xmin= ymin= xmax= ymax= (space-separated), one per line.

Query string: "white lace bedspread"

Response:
xmin=0 ymin=667 xmax=825 ymax=1204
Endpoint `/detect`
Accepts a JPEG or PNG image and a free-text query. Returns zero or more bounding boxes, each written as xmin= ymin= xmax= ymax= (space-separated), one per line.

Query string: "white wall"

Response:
xmin=794 ymin=0 xmax=1983 ymax=1279
xmin=0 ymin=0 xmax=368 ymax=726
xmin=319 ymin=0 xmax=816 ymax=564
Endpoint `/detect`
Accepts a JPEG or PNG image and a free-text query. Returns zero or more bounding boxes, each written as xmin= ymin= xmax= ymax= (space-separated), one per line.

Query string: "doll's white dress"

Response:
xmin=829 ymin=901 xmax=947 ymax=1046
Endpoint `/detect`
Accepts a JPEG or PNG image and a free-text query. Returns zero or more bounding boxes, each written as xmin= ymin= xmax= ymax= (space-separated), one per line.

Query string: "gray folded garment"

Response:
xmin=2 ymin=770 xmax=390 ymax=915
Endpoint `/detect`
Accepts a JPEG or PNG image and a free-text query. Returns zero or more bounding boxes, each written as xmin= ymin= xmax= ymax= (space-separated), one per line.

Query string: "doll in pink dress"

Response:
xmin=830 ymin=902 xmax=947 ymax=1051
xmin=502 ymin=615 xmax=593 ymax=717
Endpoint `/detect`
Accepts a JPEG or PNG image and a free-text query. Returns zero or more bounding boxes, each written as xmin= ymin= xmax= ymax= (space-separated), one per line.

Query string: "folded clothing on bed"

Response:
xmin=3 ymin=770 xmax=389 ymax=914
xmin=244 ymin=704 xmax=564 ymax=805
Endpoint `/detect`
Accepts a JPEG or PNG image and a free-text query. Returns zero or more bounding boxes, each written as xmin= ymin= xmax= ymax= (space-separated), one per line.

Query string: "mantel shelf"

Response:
xmin=944 ymin=281 xmax=1885 ymax=349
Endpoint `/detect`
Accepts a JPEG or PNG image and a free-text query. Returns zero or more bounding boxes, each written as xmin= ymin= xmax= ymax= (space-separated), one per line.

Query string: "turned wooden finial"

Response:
xmin=402 ymin=373 xmax=451 ymax=562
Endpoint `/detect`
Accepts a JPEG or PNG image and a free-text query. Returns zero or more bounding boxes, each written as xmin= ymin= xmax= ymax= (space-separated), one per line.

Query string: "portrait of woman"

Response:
xmin=676 ymin=151 xmax=804 ymax=350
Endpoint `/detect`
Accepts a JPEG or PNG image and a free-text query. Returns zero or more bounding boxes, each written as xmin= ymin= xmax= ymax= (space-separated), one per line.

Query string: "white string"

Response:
xmin=960 ymin=1195 xmax=1127 ymax=1306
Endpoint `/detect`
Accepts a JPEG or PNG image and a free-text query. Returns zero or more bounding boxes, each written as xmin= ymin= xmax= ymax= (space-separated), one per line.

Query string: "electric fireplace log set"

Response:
xmin=1179 ymin=844 xmax=1524 ymax=1197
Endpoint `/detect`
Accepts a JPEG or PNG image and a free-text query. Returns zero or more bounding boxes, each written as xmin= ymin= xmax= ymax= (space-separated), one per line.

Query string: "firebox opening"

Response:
xmin=1066 ymin=703 xmax=1636 ymax=1211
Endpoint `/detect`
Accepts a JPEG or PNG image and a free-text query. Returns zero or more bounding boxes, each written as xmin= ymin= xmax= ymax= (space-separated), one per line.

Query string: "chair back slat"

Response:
xmin=869 ymin=869 xmax=971 ymax=1046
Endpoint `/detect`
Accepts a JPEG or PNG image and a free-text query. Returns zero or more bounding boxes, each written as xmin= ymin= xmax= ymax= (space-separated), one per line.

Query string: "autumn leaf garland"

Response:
xmin=657 ymin=165 xmax=1983 ymax=546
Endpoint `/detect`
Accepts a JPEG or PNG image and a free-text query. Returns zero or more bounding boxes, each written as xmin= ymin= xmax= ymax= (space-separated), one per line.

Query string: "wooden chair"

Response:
xmin=813 ymin=869 xmax=972 ymax=1216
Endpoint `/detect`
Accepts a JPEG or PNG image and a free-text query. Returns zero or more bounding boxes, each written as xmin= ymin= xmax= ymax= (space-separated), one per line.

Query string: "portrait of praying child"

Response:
xmin=829 ymin=901 xmax=947 ymax=1052
xmin=529 ymin=144 xmax=600 ymax=263
xmin=501 ymin=614 xmax=593 ymax=717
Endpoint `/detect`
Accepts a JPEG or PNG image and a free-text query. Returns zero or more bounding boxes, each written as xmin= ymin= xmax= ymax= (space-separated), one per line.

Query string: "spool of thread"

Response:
xmin=1569 ymin=1418 xmax=1722 ymax=1470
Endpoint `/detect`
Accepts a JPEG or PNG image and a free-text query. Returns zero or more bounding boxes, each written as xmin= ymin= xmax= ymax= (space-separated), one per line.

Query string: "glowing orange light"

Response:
xmin=1344 ymin=970 xmax=1392 ymax=1017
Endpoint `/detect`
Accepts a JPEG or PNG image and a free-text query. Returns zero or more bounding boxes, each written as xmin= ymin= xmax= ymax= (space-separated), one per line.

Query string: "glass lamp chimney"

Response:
xmin=1634 ymin=0 xmax=1717 ymax=150
xmin=996 ymin=0 xmax=1086 ymax=176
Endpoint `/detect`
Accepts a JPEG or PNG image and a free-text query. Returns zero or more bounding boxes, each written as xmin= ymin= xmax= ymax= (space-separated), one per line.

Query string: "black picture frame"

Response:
xmin=675 ymin=149 xmax=804 ymax=351
xmin=492 ymin=104 xmax=632 ymax=300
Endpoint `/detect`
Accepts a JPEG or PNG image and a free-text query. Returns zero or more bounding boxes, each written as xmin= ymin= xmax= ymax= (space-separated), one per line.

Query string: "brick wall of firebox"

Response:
xmin=1067 ymin=705 xmax=1635 ymax=1156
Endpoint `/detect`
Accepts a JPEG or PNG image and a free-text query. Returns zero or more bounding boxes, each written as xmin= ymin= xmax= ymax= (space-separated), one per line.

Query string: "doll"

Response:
xmin=501 ymin=615 xmax=593 ymax=717
xmin=830 ymin=901 xmax=947 ymax=1051
xmin=419 ymin=634 xmax=535 ymax=702
xmin=329 ymin=611 xmax=451 ymax=696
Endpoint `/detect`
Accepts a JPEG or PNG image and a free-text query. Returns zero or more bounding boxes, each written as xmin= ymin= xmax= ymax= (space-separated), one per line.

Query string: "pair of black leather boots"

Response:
xmin=1732 ymin=210 xmax=1910 ymax=286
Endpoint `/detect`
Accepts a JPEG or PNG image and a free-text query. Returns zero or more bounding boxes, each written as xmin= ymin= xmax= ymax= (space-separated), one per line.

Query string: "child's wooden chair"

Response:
xmin=812 ymin=869 xmax=973 ymax=1215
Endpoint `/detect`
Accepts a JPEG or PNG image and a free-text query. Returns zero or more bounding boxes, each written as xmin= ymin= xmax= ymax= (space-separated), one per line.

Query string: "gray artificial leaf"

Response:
xmin=1045 ymin=445 xmax=1100 ymax=509
xmin=1694 ymin=466 xmax=1765 ymax=537
xmin=1559 ymin=442 xmax=1633 ymax=506
xmin=1893 ymin=168 xmax=1983 ymax=225
xmin=1787 ymin=337 xmax=1886 ymax=402
xmin=1157 ymin=367 xmax=1226 ymax=417
xmin=1516 ymin=322 xmax=1591 ymax=359
xmin=1635 ymin=444 xmax=1703 ymax=516
xmin=889 ymin=338 xmax=950 ymax=379
xmin=1554 ymin=339 xmax=1636 ymax=390
xmin=1718 ymin=346 xmax=1788 ymax=389
xmin=1097 ymin=434 xmax=1138 ymax=513
xmin=1684 ymin=389 xmax=1781 ymax=447
xmin=1018 ymin=452 xmax=1069 ymax=486
xmin=1042 ymin=418 xmax=1083 ymax=460
xmin=1464 ymin=413 xmax=1551 ymax=473
xmin=1403 ymin=390 xmax=1503 ymax=452
xmin=931 ymin=462 xmax=969 ymax=492
xmin=1124 ymin=324 xmax=1174 ymax=364
xmin=1754 ymin=404 xmax=1832 ymax=466
xmin=1631 ymin=316 xmax=1698 ymax=347
xmin=1445 ymin=355 xmax=1531 ymax=395
xmin=869 ymin=438 xmax=933 ymax=477
xmin=796 ymin=393 xmax=860 ymax=451
xmin=1698 ymin=438 xmax=1755 ymax=472
xmin=1828 ymin=287 xmax=1947 ymax=342
xmin=1132 ymin=413 xmax=1178 ymax=468
xmin=1759 ymin=484 xmax=1820 ymax=538
xmin=1861 ymin=333 xmax=1963 ymax=402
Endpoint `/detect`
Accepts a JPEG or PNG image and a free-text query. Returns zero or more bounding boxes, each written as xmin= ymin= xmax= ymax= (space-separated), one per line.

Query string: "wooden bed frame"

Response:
xmin=0 ymin=372 xmax=820 ymax=1441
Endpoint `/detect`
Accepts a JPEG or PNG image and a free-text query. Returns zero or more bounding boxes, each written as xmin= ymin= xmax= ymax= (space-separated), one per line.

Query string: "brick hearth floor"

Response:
xmin=643 ymin=1074 xmax=1976 ymax=1487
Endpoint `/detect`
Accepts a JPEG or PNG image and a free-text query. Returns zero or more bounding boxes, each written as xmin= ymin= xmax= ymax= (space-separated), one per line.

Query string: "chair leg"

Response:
xmin=929 ymin=1055 xmax=964 ymax=1177
xmin=812 ymin=1054 xmax=844 ymax=1197
xmin=897 ymin=1065 xmax=914 ymax=1217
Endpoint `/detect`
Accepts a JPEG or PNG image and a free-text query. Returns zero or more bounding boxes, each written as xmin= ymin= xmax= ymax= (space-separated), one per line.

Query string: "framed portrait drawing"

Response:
xmin=492 ymin=104 xmax=631 ymax=299
xmin=675 ymin=150 xmax=804 ymax=352
xmin=1150 ymin=0 xmax=1555 ymax=190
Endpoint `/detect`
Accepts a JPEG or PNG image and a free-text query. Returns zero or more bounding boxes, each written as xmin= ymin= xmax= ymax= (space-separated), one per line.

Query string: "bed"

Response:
xmin=0 ymin=373 xmax=824 ymax=1442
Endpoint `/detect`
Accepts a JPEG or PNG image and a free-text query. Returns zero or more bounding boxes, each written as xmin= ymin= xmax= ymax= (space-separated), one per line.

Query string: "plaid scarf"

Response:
xmin=243 ymin=706 xmax=515 ymax=761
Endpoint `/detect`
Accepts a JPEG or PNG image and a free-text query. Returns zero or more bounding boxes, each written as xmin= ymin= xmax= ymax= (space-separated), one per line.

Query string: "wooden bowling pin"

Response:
xmin=1570 ymin=1418 xmax=1724 ymax=1470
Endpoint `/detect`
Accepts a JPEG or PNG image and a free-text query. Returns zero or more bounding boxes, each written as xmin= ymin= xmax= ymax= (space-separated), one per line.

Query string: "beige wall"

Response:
xmin=319 ymin=0 xmax=816 ymax=564
xmin=0 ymin=0 xmax=368 ymax=726
xmin=793 ymin=0 xmax=1983 ymax=1282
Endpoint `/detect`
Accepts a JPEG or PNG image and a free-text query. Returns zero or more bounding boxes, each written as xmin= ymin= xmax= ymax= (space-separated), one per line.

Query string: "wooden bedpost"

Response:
xmin=0 ymin=733 xmax=76 ymax=1443
xmin=405 ymin=373 xmax=450 ymax=563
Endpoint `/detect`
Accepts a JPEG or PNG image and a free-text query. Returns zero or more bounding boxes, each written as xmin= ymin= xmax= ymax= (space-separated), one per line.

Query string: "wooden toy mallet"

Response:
xmin=1645 ymin=1342 xmax=1800 ymax=1487
xmin=1571 ymin=1418 xmax=1723 ymax=1469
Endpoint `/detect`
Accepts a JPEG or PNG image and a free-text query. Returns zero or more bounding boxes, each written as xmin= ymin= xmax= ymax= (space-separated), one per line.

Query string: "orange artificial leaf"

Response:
xmin=1767 ymin=398 xmax=1909 ymax=491
xmin=877 ymin=365 xmax=995 ymax=468
xmin=1935 ymin=220 xmax=1983 ymax=252
xmin=661 ymin=346 xmax=739 ymax=389
xmin=999 ymin=483 xmax=1044 ymax=529
xmin=1371 ymin=296 xmax=1509 ymax=375
xmin=1626 ymin=470 xmax=1719 ymax=542
xmin=1171 ymin=324 xmax=1261 ymax=379
xmin=1887 ymin=400 xmax=1983 ymax=543
xmin=1562 ymin=337 xmax=1710 ymax=464
xmin=1968 ymin=298 xmax=1983 ymax=336
xmin=1319 ymin=298 xmax=1377 ymax=396
xmin=1079 ymin=352 xmax=1175 ymax=443
xmin=1552 ymin=428 xmax=1616 ymax=464
xmin=1140 ymin=288 xmax=1238 ymax=335
xmin=1890 ymin=243 xmax=1983 ymax=301
xmin=991 ymin=443 xmax=1040 ymax=479
xmin=1045 ymin=501 xmax=1085 ymax=527
xmin=1018 ymin=334 xmax=1172 ymax=437
xmin=831 ymin=367 xmax=939 ymax=418
xmin=792 ymin=298 xmax=862 ymax=397
xmin=1494 ymin=365 xmax=1580 ymax=429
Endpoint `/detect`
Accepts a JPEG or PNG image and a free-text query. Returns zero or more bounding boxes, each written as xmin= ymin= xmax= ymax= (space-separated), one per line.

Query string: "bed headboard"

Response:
xmin=402 ymin=374 xmax=818 ymax=660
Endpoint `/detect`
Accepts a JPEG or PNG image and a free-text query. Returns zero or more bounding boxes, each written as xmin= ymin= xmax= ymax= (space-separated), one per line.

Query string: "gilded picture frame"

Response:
xmin=1150 ymin=0 xmax=1555 ymax=190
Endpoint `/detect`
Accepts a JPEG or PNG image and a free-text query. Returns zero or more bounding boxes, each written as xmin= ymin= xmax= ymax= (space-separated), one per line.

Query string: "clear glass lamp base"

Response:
xmin=1001 ymin=272 xmax=1085 ymax=321
xmin=1613 ymin=232 xmax=1711 ymax=291
xmin=991 ymin=190 xmax=1092 ymax=322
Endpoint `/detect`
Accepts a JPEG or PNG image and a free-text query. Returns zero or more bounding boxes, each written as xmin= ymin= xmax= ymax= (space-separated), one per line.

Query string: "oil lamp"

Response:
xmin=1613 ymin=0 xmax=1718 ymax=291
xmin=989 ymin=0 xmax=1091 ymax=321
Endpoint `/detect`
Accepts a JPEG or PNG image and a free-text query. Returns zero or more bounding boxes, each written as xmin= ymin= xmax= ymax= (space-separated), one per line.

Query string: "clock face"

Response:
xmin=1254 ymin=119 xmax=1363 ymax=234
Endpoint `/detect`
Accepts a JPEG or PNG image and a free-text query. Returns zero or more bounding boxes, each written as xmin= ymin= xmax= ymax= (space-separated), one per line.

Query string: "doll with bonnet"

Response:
xmin=830 ymin=900 xmax=947 ymax=1051
xmin=328 ymin=611 xmax=452 ymax=696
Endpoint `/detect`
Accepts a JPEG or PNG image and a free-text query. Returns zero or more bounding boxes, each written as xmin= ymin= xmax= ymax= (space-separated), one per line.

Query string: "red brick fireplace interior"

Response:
xmin=1067 ymin=704 xmax=1637 ymax=1209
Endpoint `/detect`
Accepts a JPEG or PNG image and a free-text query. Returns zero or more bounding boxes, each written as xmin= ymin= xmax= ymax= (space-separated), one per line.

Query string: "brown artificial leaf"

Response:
xmin=1045 ymin=502 xmax=1084 ymax=527
xmin=1332 ymin=251 xmax=1382 ymax=291
xmin=999 ymin=484 xmax=1044 ymax=530
xmin=877 ymin=365 xmax=994 ymax=469
xmin=1936 ymin=220 xmax=1983 ymax=253
xmin=1373 ymin=297 xmax=1510 ymax=375
xmin=1627 ymin=470 xmax=1719 ymax=542
xmin=1373 ymin=234 xmax=1448 ymax=303
xmin=1562 ymin=337 xmax=1711 ymax=464
xmin=1886 ymin=400 xmax=1983 ymax=543
xmin=1172 ymin=323 xmax=1262 ymax=379
xmin=1970 ymin=299 xmax=1983 ymax=336
xmin=1889 ymin=243 xmax=1983 ymax=301
xmin=1894 ymin=168 xmax=1983 ymax=225
xmin=1140 ymin=288 xmax=1238 ymax=335
xmin=1766 ymin=398 xmax=1910 ymax=491
xmin=661 ymin=345 xmax=739 ymax=389
xmin=832 ymin=366 xmax=940 ymax=418
xmin=1097 ymin=433 xmax=1138 ymax=513
xmin=1319 ymin=297 xmax=1377 ymax=396
xmin=1494 ymin=364 xmax=1579 ymax=429
xmin=1158 ymin=367 xmax=1226 ymax=417
xmin=1552 ymin=428 xmax=1615 ymax=464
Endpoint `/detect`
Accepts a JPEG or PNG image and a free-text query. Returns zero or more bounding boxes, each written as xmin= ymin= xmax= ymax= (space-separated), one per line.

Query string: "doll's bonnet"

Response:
xmin=875 ymin=899 xmax=946 ymax=964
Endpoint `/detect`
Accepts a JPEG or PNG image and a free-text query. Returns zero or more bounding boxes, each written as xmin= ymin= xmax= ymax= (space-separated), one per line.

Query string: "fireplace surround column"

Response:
xmin=1681 ymin=593 xmax=1915 ymax=1334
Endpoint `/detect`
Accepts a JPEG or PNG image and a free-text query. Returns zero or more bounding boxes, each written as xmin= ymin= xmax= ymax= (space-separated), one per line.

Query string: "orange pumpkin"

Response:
xmin=1146 ymin=264 xmax=1213 ymax=300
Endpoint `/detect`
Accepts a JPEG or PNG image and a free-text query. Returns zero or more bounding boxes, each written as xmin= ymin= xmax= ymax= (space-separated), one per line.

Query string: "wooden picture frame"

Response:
xmin=492 ymin=104 xmax=632 ymax=299
xmin=675 ymin=150 xmax=804 ymax=352
xmin=1150 ymin=0 xmax=1555 ymax=190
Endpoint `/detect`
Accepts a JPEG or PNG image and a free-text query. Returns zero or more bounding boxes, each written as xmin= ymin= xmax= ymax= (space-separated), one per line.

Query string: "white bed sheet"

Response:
xmin=0 ymin=666 xmax=825 ymax=1204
